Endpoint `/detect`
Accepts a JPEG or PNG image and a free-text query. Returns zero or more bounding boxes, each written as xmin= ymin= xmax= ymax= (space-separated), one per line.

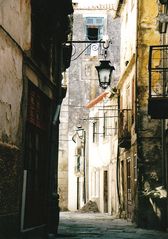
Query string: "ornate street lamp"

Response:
xmin=64 ymin=38 xmax=115 ymax=89
xmin=95 ymin=60 xmax=115 ymax=89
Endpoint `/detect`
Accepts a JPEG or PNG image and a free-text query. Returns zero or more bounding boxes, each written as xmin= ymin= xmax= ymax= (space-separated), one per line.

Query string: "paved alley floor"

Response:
xmin=56 ymin=212 xmax=168 ymax=239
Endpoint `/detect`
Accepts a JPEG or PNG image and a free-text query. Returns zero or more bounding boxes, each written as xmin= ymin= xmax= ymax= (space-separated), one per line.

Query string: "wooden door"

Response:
xmin=127 ymin=158 xmax=133 ymax=220
xmin=23 ymin=82 xmax=50 ymax=229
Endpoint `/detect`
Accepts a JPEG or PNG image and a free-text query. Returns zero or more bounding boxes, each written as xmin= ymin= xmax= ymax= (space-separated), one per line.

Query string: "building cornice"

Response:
xmin=73 ymin=3 xmax=115 ymax=10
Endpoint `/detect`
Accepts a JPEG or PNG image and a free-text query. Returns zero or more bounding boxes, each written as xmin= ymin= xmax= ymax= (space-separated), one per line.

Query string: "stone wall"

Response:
xmin=0 ymin=142 xmax=21 ymax=236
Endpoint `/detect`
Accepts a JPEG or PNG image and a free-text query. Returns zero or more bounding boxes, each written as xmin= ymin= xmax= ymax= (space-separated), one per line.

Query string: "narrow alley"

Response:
xmin=57 ymin=212 xmax=168 ymax=239
xmin=1 ymin=0 xmax=168 ymax=238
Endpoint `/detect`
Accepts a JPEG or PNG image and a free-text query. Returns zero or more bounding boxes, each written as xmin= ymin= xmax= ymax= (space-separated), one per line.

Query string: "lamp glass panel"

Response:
xmin=99 ymin=69 xmax=111 ymax=83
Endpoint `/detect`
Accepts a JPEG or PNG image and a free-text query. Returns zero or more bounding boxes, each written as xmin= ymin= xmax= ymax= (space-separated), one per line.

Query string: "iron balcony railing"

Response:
xmin=148 ymin=45 xmax=168 ymax=118
xmin=149 ymin=45 xmax=168 ymax=98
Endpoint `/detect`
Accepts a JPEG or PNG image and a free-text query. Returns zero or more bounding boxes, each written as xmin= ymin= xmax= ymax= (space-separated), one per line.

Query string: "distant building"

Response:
xmin=59 ymin=1 xmax=120 ymax=211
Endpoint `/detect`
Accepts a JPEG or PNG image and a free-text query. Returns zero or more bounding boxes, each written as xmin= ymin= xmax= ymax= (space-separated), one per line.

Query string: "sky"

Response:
xmin=74 ymin=0 xmax=115 ymax=7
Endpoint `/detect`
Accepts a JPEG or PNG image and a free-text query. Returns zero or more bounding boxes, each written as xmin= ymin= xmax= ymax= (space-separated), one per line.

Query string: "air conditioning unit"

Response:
xmin=159 ymin=0 xmax=168 ymax=4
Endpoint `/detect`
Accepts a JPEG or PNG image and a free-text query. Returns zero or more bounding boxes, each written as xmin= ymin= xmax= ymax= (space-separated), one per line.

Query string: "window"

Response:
xmin=27 ymin=82 xmax=50 ymax=130
xmin=87 ymin=27 xmax=99 ymax=40
xmin=85 ymin=17 xmax=104 ymax=55
xmin=103 ymin=112 xmax=108 ymax=138
xmin=93 ymin=121 xmax=99 ymax=143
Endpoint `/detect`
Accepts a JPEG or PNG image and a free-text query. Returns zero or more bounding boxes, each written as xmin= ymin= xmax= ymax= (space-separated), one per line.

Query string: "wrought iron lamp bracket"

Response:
xmin=63 ymin=40 xmax=111 ymax=61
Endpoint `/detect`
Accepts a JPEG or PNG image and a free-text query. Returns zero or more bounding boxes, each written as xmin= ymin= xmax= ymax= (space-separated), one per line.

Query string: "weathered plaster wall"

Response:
xmin=0 ymin=0 xmax=31 ymax=50
xmin=0 ymin=30 xmax=23 ymax=145
xmin=0 ymin=0 xmax=31 ymax=234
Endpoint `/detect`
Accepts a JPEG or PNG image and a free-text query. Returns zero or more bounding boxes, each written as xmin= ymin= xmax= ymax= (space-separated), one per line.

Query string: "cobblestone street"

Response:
xmin=56 ymin=212 xmax=168 ymax=239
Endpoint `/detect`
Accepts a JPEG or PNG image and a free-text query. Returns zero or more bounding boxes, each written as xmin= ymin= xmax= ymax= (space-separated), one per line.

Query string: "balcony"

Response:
xmin=118 ymin=109 xmax=131 ymax=149
xmin=148 ymin=45 xmax=168 ymax=118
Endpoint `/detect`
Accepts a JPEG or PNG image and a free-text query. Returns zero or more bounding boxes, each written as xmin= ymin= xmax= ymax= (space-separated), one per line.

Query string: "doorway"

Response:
xmin=104 ymin=170 xmax=108 ymax=213
xmin=127 ymin=158 xmax=132 ymax=220
xmin=23 ymin=81 xmax=51 ymax=230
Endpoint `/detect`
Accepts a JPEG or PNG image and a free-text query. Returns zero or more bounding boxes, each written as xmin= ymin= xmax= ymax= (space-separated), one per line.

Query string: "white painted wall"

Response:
xmin=68 ymin=138 xmax=78 ymax=211
xmin=88 ymin=95 xmax=119 ymax=214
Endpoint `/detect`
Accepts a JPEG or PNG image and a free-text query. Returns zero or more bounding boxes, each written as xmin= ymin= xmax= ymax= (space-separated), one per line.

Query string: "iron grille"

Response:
xmin=149 ymin=45 xmax=168 ymax=98
xmin=148 ymin=45 xmax=168 ymax=118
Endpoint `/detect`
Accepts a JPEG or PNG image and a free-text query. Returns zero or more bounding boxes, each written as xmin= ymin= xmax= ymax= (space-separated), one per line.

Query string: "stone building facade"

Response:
xmin=0 ymin=0 xmax=73 ymax=237
xmin=114 ymin=0 xmax=168 ymax=230
xmin=59 ymin=1 xmax=120 ymax=211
